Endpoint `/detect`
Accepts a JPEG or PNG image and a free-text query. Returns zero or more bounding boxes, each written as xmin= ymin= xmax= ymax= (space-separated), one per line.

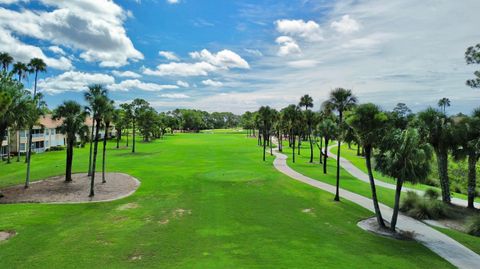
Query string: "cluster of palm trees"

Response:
xmin=246 ymin=90 xmax=479 ymax=232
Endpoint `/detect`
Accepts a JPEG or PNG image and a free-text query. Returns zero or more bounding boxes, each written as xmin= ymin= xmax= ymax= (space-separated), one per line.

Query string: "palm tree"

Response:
xmin=258 ymin=106 xmax=274 ymax=161
xmin=86 ymin=86 xmax=110 ymax=197
xmin=323 ymin=88 xmax=358 ymax=201
xmin=101 ymin=100 xmax=115 ymax=183
xmin=417 ymin=107 xmax=453 ymax=203
xmin=85 ymin=85 xmax=108 ymax=176
xmin=25 ymin=58 xmax=46 ymax=188
xmin=0 ymin=52 xmax=14 ymax=72
xmin=130 ymin=99 xmax=149 ymax=153
xmin=317 ymin=118 xmax=337 ymax=174
xmin=52 ymin=101 xmax=88 ymax=182
xmin=452 ymin=110 xmax=480 ymax=208
xmin=120 ymin=103 xmax=133 ymax=147
xmin=282 ymin=105 xmax=302 ymax=163
xmin=304 ymin=110 xmax=318 ymax=163
xmin=375 ymin=128 xmax=433 ymax=231
xmin=438 ymin=98 xmax=451 ymax=114
xmin=24 ymin=93 xmax=46 ymax=188
xmin=465 ymin=44 xmax=480 ymax=88
xmin=12 ymin=62 xmax=28 ymax=82
xmin=347 ymin=103 xmax=388 ymax=227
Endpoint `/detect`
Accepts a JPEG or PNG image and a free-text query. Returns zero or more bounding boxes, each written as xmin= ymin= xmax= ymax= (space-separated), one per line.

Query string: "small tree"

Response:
xmin=437 ymin=98 xmax=451 ymax=114
xmin=52 ymin=101 xmax=88 ymax=182
xmin=465 ymin=44 xmax=480 ymax=88
xmin=317 ymin=118 xmax=337 ymax=174
xmin=375 ymin=128 xmax=432 ymax=231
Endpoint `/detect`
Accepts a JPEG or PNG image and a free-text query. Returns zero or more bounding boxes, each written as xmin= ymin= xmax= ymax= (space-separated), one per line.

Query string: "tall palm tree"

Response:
xmin=299 ymin=94 xmax=314 ymax=111
xmin=12 ymin=62 xmax=29 ymax=82
xmin=282 ymin=104 xmax=302 ymax=163
xmin=258 ymin=106 xmax=274 ymax=161
xmin=101 ymin=100 xmax=115 ymax=183
xmin=323 ymin=88 xmax=358 ymax=201
xmin=317 ymin=118 xmax=337 ymax=174
xmin=24 ymin=93 xmax=46 ymax=188
xmin=347 ymin=103 xmax=388 ymax=227
xmin=417 ymin=107 xmax=453 ymax=203
xmin=52 ymin=101 xmax=88 ymax=182
xmin=0 ymin=52 xmax=14 ymax=72
xmin=120 ymin=103 xmax=133 ymax=147
xmin=452 ymin=110 xmax=480 ymax=208
xmin=25 ymin=58 xmax=46 ymax=188
xmin=85 ymin=85 xmax=108 ymax=176
xmin=438 ymin=98 xmax=451 ymax=114
xmin=86 ymin=86 xmax=110 ymax=197
xmin=375 ymin=128 xmax=432 ymax=231
xmin=304 ymin=109 xmax=317 ymax=163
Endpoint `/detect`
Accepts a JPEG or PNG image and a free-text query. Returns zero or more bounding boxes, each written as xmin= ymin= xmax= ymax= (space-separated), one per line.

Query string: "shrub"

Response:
xmin=424 ymin=188 xmax=440 ymax=200
xmin=466 ymin=215 xmax=480 ymax=237
xmin=400 ymin=191 xmax=420 ymax=212
xmin=46 ymin=146 xmax=65 ymax=152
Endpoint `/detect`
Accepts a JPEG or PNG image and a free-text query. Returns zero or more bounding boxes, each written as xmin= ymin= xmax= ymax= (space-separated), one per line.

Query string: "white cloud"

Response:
xmin=275 ymin=19 xmax=323 ymax=42
xmin=244 ymin=48 xmax=263 ymax=57
xmin=0 ymin=1 xmax=143 ymax=67
xmin=0 ymin=0 xmax=27 ymax=4
xmin=143 ymin=62 xmax=217 ymax=77
xmin=190 ymin=49 xmax=250 ymax=69
xmin=48 ymin=46 xmax=66 ymax=55
xmin=166 ymin=0 xmax=180 ymax=4
xmin=38 ymin=71 xmax=115 ymax=94
xmin=112 ymin=70 xmax=142 ymax=78
xmin=202 ymin=79 xmax=223 ymax=87
xmin=176 ymin=80 xmax=189 ymax=87
xmin=108 ymin=79 xmax=178 ymax=92
xmin=160 ymin=93 xmax=189 ymax=99
xmin=287 ymin=59 xmax=318 ymax=68
xmin=275 ymin=36 xmax=301 ymax=56
xmin=159 ymin=51 xmax=179 ymax=61
xmin=331 ymin=15 xmax=360 ymax=34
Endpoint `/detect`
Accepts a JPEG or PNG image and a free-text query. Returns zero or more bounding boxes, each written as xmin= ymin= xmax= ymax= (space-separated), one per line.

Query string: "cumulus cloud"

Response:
xmin=190 ymin=49 xmax=250 ymax=69
xmin=166 ymin=0 xmax=180 ymax=4
xmin=177 ymin=80 xmax=189 ymax=87
xmin=159 ymin=51 xmax=179 ymax=61
xmin=108 ymin=79 xmax=178 ymax=92
xmin=0 ymin=1 xmax=143 ymax=68
xmin=275 ymin=19 xmax=323 ymax=42
xmin=38 ymin=71 xmax=115 ymax=94
xmin=276 ymin=36 xmax=301 ymax=56
xmin=331 ymin=15 xmax=360 ymax=34
xmin=202 ymin=79 xmax=223 ymax=87
xmin=160 ymin=93 xmax=189 ymax=99
xmin=112 ymin=70 xmax=142 ymax=78
xmin=144 ymin=49 xmax=249 ymax=77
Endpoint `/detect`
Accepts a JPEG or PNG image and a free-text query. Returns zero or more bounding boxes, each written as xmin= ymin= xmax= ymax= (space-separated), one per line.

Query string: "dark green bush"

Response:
xmin=400 ymin=191 xmax=452 ymax=220
xmin=466 ymin=215 xmax=480 ymax=237
xmin=423 ymin=188 xmax=440 ymax=200
xmin=400 ymin=191 xmax=420 ymax=212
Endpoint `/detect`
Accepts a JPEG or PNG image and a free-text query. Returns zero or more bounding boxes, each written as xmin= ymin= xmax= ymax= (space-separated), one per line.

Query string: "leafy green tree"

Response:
xmin=12 ymin=62 xmax=29 ymax=82
xmin=465 ymin=44 xmax=480 ymax=88
xmin=85 ymin=85 xmax=108 ymax=176
xmin=438 ymin=98 xmax=451 ymax=114
xmin=347 ymin=103 xmax=388 ymax=227
xmin=417 ymin=108 xmax=454 ymax=203
xmin=324 ymin=88 xmax=357 ymax=201
xmin=452 ymin=111 xmax=480 ymax=208
xmin=52 ymin=101 xmax=88 ymax=182
xmin=375 ymin=128 xmax=432 ymax=231
xmin=130 ymin=98 xmax=149 ymax=153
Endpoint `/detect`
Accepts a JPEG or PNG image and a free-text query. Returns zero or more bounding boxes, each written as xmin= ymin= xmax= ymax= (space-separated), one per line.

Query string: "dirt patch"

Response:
xmin=117 ymin=203 xmax=139 ymax=211
xmin=173 ymin=208 xmax=191 ymax=218
xmin=0 ymin=173 xmax=140 ymax=204
xmin=0 ymin=230 xmax=16 ymax=242
xmin=358 ymin=217 xmax=414 ymax=240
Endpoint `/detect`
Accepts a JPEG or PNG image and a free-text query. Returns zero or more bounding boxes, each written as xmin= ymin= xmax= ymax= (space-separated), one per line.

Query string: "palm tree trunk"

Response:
xmin=391 ymin=178 xmax=404 ymax=231
xmin=292 ymin=135 xmax=296 ymax=163
xmin=263 ymin=131 xmax=266 ymax=161
xmin=270 ymin=134 xmax=273 ymax=156
xmin=126 ymin=129 xmax=129 ymax=147
xmin=65 ymin=137 xmax=73 ymax=182
xmin=25 ymin=125 xmax=33 ymax=188
xmin=324 ymin=139 xmax=329 ymax=174
xmin=116 ymin=128 xmax=120 ymax=149
xmin=90 ymin=120 xmax=101 ymax=197
xmin=87 ymin=116 xmax=95 ymax=176
xmin=297 ymin=137 xmax=301 ymax=155
xmin=357 ymin=145 xmax=361 ymax=156
xmin=6 ymin=129 xmax=10 ymax=164
xmin=102 ymin=122 xmax=109 ymax=183
xmin=309 ymin=130 xmax=313 ymax=163
xmin=365 ymin=145 xmax=386 ymax=227
xmin=467 ymin=152 xmax=477 ymax=209
xmin=435 ymin=148 xmax=451 ymax=204
xmin=132 ymin=120 xmax=136 ymax=153
xmin=334 ymin=112 xmax=343 ymax=202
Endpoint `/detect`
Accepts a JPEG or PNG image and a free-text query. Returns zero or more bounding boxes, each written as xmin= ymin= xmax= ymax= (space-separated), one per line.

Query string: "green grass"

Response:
xmin=280 ymin=140 xmax=480 ymax=255
xmin=0 ymin=133 xmax=454 ymax=268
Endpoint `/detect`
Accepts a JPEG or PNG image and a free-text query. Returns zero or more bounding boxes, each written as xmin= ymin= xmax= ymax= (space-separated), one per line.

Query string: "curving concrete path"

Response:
xmin=271 ymin=142 xmax=480 ymax=269
xmin=326 ymin=144 xmax=480 ymax=209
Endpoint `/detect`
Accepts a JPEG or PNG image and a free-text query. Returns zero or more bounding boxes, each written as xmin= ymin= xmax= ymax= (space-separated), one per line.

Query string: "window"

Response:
xmin=20 ymin=130 xmax=26 ymax=137
xmin=20 ymin=143 xmax=26 ymax=151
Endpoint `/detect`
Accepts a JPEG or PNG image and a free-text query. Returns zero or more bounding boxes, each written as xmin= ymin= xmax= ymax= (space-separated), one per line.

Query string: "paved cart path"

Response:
xmin=271 ymin=142 xmax=480 ymax=269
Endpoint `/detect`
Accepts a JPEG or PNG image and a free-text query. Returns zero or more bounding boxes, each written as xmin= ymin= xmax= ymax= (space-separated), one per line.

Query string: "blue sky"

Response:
xmin=1 ymin=0 xmax=479 ymax=114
